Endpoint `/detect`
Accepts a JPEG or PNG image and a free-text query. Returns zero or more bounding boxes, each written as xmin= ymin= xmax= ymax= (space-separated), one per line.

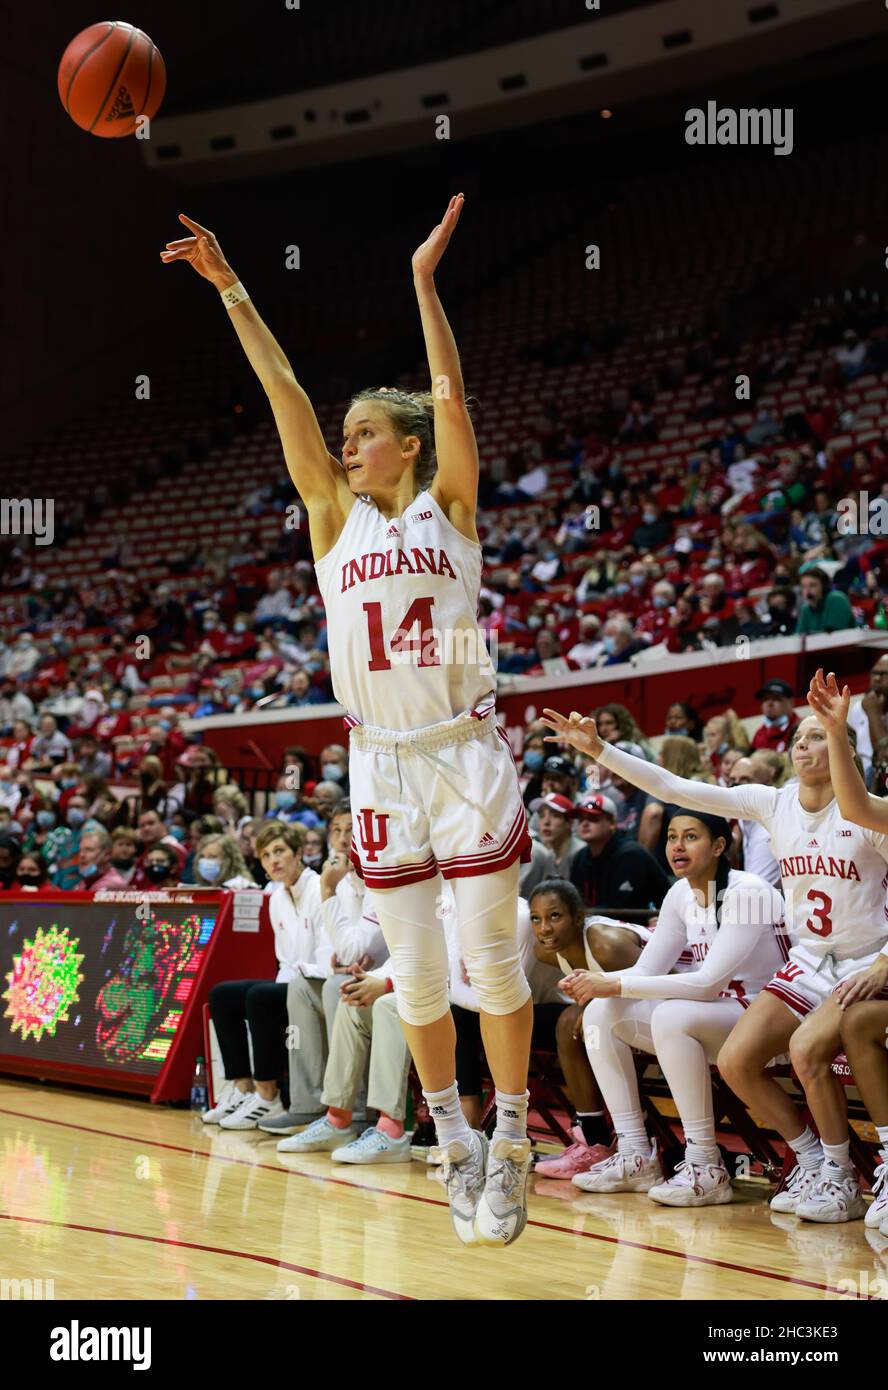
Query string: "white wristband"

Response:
xmin=220 ymin=280 xmax=249 ymax=310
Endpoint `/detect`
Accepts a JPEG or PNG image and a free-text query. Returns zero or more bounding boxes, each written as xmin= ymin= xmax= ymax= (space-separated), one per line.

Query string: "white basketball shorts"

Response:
xmin=763 ymin=939 xmax=888 ymax=1020
xmin=344 ymin=707 xmax=532 ymax=889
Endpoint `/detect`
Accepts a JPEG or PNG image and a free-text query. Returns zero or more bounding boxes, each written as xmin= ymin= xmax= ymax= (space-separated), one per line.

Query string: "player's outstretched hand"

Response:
xmin=160 ymin=213 xmax=236 ymax=289
xmin=806 ymin=667 xmax=851 ymax=732
xmin=412 ymin=194 xmax=464 ymax=279
xmin=540 ymin=708 xmax=605 ymax=759
xmin=834 ymin=955 xmax=888 ymax=1008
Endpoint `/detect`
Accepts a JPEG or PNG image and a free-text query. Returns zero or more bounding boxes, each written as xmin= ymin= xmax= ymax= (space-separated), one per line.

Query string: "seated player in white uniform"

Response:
xmin=541 ymin=704 xmax=888 ymax=1224
xmin=808 ymin=668 xmax=888 ymax=1237
xmin=558 ymin=808 xmax=788 ymax=1206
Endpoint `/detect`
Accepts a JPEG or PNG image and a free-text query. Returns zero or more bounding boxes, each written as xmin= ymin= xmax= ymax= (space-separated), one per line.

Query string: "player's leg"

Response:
xmin=536 ymin=1004 xmax=614 ymax=1180
xmin=647 ymin=998 xmax=743 ymax=1207
xmin=371 ymin=873 xmax=488 ymax=1243
xmin=572 ymin=994 xmax=664 ymax=1193
xmin=717 ymin=991 xmax=823 ymax=1213
xmin=790 ymin=996 xmax=866 ymax=1222
xmin=839 ymin=1000 xmax=888 ymax=1230
xmin=450 ymin=861 xmax=535 ymax=1245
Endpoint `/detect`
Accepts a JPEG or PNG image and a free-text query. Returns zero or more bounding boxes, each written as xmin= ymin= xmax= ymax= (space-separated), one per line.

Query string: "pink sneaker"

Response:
xmin=534 ymin=1126 xmax=615 ymax=1180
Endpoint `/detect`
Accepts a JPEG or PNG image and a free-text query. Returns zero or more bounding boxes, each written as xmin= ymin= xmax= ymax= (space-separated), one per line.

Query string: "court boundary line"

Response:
xmin=0 ymin=1212 xmax=412 ymax=1300
xmin=0 ymin=1102 xmax=860 ymax=1297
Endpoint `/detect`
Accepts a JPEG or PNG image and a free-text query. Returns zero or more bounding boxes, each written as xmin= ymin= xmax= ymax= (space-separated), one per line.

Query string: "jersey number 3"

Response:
xmin=805 ymin=889 xmax=833 ymax=938
xmin=363 ymin=598 xmax=439 ymax=671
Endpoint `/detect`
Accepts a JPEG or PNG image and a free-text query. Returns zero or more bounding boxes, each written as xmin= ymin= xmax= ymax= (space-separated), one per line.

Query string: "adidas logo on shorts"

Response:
xmin=478 ymin=831 xmax=498 ymax=848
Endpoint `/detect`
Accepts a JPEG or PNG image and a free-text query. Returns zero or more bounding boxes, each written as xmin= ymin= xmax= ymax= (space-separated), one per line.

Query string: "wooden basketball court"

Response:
xmin=2 ymin=1076 xmax=885 ymax=1301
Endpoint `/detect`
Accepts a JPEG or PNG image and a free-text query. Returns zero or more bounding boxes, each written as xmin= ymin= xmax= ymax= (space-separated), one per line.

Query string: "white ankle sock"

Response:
xmin=423 ymin=1082 xmax=473 ymax=1154
xmin=788 ymin=1126 xmax=822 ymax=1172
xmin=683 ymin=1119 xmax=720 ymax=1165
xmin=612 ymin=1110 xmax=651 ymax=1157
xmin=492 ymin=1089 xmax=529 ymax=1144
xmin=876 ymin=1124 xmax=888 ymax=1159
xmin=821 ymin=1139 xmax=851 ymax=1170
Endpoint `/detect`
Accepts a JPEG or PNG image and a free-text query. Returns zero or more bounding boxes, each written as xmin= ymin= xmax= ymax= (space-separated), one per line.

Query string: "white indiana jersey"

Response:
xmin=596 ymin=743 xmax=888 ymax=962
xmin=314 ymin=489 xmax=495 ymax=731
xmin=738 ymin=782 xmax=888 ymax=960
xmin=664 ymin=871 xmax=788 ymax=1003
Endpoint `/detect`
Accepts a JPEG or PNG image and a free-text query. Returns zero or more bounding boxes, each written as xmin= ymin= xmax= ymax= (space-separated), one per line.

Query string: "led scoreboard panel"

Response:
xmin=0 ymin=889 xmax=275 ymax=1101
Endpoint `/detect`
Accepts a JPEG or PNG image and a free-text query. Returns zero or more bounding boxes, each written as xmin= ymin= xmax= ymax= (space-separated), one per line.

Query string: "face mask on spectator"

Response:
xmin=303 ymin=852 xmax=323 ymax=868
xmin=642 ymin=511 xmax=657 ymax=525
xmin=603 ymin=636 xmax=617 ymax=655
xmin=60 ymin=778 xmax=78 ymax=790
xmin=257 ymin=646 xmax=275 ymax=660
xmin=613 ymin=583 xmax=629 ymax=596
xmin=523 ymin=750 xmax=544 ymax=770
xmin=66 ymin=808 xmax=86 ymax=829
xmin=110 ymin=697 xmax=125 ymax=710
xmin=668 ymin=726 xmax=690 ymax=738
xmin=158 ymin=719 xmax=172 ymax=732
xmin=144 ymin=862 xmax=170 ymax=883
xmin=17 ymin=873 xmax=41 ymax=887
xmin=111 ymin=855 xmax=133 ymax=871
xmin=768 ymin=607 xmax=787 ymax=623
xmin=274 ymin=791 xmax=297 ymax=810
xmin=80 ymin=862 xmax=98 ymax=878
xmin=630 ymin=575 xmax=646 ymax=589
xmin=198 ymin=858 xmax=222 ymax=882
xmin=250 ymin=686 xmax=266 ymax=699
xmin=763 ymin=713 xmax=790 ymax=729
xmin=233 ymin=622 xmax=247 ymax=634
xmin=203 ymin=618 xmax=216 ymax=631
xmin=320 ymin=764 xmax=344 ymax=782
xmin=527 ymin=616 xmax=542 ymax=629
xmin=652 ymin=596 xmax=668 ymax=610
xmin=36 ymin=810 xmax=55 ymax=830
xmin=169 ymin=825 xmax=186 ymax=843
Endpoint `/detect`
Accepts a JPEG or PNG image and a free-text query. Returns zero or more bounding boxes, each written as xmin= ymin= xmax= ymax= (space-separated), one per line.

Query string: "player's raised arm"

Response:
xmin=412 ymin=195 xmax=479 ymax=520
xmin=808 ymin=668 xmax=888 ymax=832
xmin=160 ymin=214 xmax=344 ymax=507
xmin=539 ymin=708 xmax=770 ymax=822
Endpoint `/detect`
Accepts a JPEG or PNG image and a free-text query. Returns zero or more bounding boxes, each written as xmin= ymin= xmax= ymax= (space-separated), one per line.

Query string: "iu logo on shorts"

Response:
xmin=356 ymin=808 xmax=389 ymax=862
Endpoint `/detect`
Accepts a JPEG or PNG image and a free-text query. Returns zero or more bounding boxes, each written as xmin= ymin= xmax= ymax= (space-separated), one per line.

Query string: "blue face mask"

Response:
xmin=36 ymin=810 xmax=56 ymax=830
xmin=198 ymin=858 xmax=222 ymax=882
xmin=158 ymin=719 xmax=172 ymax=732
xmin=66 ymin=808 xmax=86 ymax=829
xmin=523 ymin=749 xmax=544 ymax=771
xmin=613 ymin=584 xmax=629 ymax=597
xmin=320 ymin=764 xmax=344 ymax=782
xmin=169 ymin=825 xmax=187 ymax=843
xmin=652 ymin=596 xmax=668 ymax=610
xmin=603 ymin=636 xmax=617 ymax=655
xmin=763 ymin=713 xmax=790 ymax=729
xmin=274 ymin=791 xmax=297 ymax=810
xmin=80 ymin=862 xmax=98 ymax=878
xmin=250 ymin=687 xmax=266 ymax=699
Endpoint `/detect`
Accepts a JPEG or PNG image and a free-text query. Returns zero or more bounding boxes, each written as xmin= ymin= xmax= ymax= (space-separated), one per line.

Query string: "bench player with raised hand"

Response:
xmin=161 ymin=198 xmax=535 ymax=1247
xmin=540 ymin=704 xmax=888 ymax=1225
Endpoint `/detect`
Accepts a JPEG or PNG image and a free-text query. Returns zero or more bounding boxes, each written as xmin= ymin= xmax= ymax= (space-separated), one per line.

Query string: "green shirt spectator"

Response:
xmin=795 ymin=567 xmax=856 ymax=635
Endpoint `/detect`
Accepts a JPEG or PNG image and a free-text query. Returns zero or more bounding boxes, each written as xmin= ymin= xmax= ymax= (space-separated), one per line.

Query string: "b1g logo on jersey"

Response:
xmin=410 ymin=510 xmax=433 ymax=523
xmin=355 ymin=809 xmax=389 ymax=862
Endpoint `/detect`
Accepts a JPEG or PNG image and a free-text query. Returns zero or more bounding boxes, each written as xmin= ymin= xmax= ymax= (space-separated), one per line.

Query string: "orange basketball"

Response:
xmin=58 ymin=20 xmax=166 ymax=138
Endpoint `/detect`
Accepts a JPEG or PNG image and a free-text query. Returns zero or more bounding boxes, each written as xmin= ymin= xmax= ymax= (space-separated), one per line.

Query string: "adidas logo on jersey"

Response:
xmin=385 ymin=524 xmax=399 ymax=538
xmin=478 ymin=831 xmax=498 ymax=848
xmin=806 ymin=838 xmax=820 ymax=848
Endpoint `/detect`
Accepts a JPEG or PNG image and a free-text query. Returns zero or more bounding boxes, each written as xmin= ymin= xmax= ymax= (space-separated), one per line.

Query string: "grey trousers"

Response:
xmin=285 ymin=973 xmax=342 ymax=1115
xmin=321 ymin=993 xmax=411 ymax=1122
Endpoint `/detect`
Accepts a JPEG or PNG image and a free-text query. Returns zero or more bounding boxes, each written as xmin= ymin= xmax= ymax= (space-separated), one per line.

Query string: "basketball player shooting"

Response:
xmin=160 ymin=197 xmax=535 ymax=1247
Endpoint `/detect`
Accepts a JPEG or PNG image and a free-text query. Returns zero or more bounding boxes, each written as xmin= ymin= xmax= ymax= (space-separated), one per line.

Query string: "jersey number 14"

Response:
xmin=363 ymin=598 xmax=439 ymax=670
